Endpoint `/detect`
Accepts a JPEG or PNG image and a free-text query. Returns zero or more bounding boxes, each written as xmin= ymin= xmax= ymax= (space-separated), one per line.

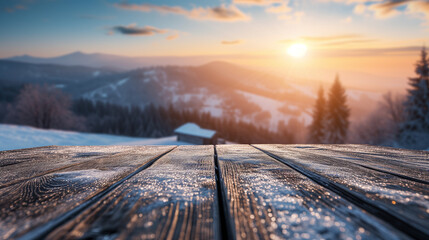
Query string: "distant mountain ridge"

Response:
xmin=5 ymin=51 xmax=231 ymax=70
xmin=0 ymin=59 xmax=118 ymax=85
xmin=7 ymin=51 xmax=150 ymax=69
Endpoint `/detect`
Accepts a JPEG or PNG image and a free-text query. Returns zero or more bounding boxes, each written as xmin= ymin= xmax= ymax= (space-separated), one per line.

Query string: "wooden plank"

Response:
xmin=254 ymin=144 xmax=429 ymax=239
xmin=0 ymin=145 xmax=141 ymax=187
xmin=0 ymin=146 xmax=54 ymax=167
xmin=44 ymin=145 xmax=219 ymax=240
xmin=331 ymin=144 xmax=429 ymax=170
xmin=0 ymin=146 xmax=173 ymax=239
xmin=216 ymin=145 xmax=409 ymax=240
xmin=296 ymin=144 xmax=429 ymax=184
xmin=325 ymin=144 xmax=429 ymax=167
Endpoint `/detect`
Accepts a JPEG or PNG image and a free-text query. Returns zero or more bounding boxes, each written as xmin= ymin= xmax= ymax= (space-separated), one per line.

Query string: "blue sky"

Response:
xmin=1 ymin=0 xmax=428 ymax=57
xmin=1 ymin=0 xmax=429 ymax=82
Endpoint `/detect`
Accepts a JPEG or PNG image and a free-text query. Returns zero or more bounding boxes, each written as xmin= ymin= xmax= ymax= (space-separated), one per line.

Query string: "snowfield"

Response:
xmin=236 ymin=90 xmax=313 ymax=129
xmin=0 ymin=124 xmax=190 ymax=151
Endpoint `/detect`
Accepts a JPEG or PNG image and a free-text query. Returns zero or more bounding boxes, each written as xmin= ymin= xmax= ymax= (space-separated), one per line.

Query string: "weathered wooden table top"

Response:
xmin=0 ymin=145 xmax=428 ymax=240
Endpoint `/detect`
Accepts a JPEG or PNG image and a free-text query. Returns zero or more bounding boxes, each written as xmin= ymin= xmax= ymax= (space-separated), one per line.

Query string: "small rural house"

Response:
xmin=174 ymin=123 xmax=217 ymax=145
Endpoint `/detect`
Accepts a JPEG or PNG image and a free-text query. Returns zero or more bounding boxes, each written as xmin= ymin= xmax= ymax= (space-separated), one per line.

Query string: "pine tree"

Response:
xmin=326 ymin=75 xmax=350 ymax=143
xmin=400 ymin=47 xmax=429 ymax=148
xmin=308 ymin=86 xmax=326 ymax=143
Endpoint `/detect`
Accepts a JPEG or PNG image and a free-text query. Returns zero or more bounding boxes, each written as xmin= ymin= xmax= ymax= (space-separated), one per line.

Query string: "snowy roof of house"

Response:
xmin=174 ymin=123 xmax=216 ymax=139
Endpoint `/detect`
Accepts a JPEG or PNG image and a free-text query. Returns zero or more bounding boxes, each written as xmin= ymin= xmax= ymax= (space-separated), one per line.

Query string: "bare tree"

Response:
xmin=351 ymin=92 xmax=404 ymax=146
xmin=6 ymin=84 xmax=84 ymax=130
xmin=382 ymin=92 xmax=405 ymax=126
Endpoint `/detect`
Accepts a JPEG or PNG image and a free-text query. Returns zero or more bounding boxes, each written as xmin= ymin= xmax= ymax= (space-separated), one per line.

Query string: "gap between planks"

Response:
xmin=251 ymin=144 xmax=429 ymax=240
xmin=18 ymin=147 xmax=177 ymax=240
xmin=213 ymin=145 xmax=236 ymax=240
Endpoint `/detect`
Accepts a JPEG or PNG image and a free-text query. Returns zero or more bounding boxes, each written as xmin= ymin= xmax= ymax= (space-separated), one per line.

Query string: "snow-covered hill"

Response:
xmin=0 ymin=124 xmax=190 ymax=151
xmin=0 ymin=60 xmax=314 ymax=128
xmin=0 ymin=59 xmax=383 ymax=130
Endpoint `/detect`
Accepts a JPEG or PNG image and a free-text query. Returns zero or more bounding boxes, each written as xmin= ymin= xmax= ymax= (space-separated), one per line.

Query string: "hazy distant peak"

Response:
xmin=18 ymin=54 xmax=32 ymax=58
xmin=67 ymin=51 xmax=86 ymax=56
xmin=8 ymin=54 xmax=35 ymax=60
xmin=200 ymin=61 xmax=236 ymax=68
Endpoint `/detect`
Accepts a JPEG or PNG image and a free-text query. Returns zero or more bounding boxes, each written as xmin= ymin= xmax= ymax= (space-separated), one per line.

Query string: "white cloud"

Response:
xmin=266 ymin=2 xmax=292 ymax=13
xmin=354 ymin=4 xmax=366 ymax=15
xmin=233 ymin=0 xmax=283 ymax=5
xmin=115 ymin=3 xmax=251 ymax=22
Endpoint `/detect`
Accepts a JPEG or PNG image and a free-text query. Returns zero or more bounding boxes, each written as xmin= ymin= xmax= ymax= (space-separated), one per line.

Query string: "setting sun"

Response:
xmin=287 ymin=43 xmax=307 ymax=58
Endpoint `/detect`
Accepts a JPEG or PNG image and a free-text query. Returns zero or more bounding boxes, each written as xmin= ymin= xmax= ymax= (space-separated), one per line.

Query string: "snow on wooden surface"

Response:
xmin=0 ymin=145 xmax=427 ymax=239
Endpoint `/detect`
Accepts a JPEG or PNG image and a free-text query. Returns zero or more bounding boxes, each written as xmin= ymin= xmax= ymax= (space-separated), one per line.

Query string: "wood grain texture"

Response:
xmin=0 ymin=146 xmax=51 ymax=167
xmin=313 ymin=144 xmax=429 ymax=183
xmin=216 ymin=145 xmax=408 ymax=240
xmin=0 ymin=144 xmax=427 ymax=240
xmin=0 ymin=146 xmax=140 ymax=187
xmin=0 ymin=146 xmax=173 ymax=239
xmin=255 ymin=144 xmax=429 ymax=238
xmin=46 ymin=145 xmax=219 ymax=240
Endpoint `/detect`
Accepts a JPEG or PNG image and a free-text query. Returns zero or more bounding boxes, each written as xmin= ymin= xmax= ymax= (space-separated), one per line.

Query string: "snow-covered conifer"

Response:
xmin=400 ymin=47 xmax=429 ymax=148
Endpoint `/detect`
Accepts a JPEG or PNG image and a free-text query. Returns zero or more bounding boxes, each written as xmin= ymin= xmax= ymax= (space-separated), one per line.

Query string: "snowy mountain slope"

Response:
xmin=235 ymin=90 xmax=312 ymax=129
xmin=0 ymin=124 xmax=190 ymax=151
xmin=1 ymin=60 xmax=303 ymax=128
xmin=66 ymin=62 xmax=318 ymax=127
xmin=0 ymin=59 xmax=383 ymax=130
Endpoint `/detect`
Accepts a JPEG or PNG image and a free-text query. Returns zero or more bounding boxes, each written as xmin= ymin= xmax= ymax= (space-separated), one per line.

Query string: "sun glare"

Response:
xmin=287 ymin=43 xmax=307 ymax=58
